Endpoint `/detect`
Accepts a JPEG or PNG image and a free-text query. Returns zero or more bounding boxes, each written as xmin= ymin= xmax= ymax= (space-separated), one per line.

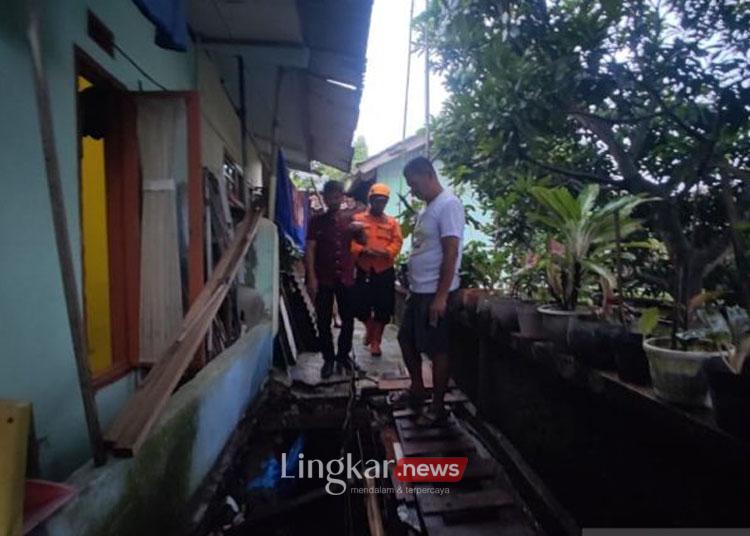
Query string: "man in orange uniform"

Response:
xmin=351 ymin=183 xmax=403 ymax=356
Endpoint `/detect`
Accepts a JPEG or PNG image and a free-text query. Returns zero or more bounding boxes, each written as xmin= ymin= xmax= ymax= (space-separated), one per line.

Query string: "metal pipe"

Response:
xmin=402 ymin=0 xmax=415 ymax=140
xmin=237 ymin=55 xmax=249 ymax=206
xmin=423 ymin=0 xmax=431 ymax=159
xmin=268 ymin=67 xmax=284 ymax=220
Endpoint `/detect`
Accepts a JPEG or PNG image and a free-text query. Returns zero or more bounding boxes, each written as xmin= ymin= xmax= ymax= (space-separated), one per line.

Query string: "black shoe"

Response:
xmin=336 ymin=359 xmax=352 ymax=375
xmin=321 ymin=361 xmax=335 ymax=379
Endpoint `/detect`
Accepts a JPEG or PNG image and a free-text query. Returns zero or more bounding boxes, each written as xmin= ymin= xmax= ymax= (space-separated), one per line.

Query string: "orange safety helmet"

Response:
xmin=368 ymin=183 xmax=390 ymax=198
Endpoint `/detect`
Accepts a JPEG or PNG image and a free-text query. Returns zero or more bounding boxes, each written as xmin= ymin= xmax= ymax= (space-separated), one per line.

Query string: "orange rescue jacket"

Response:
xmin=351 ymin=211 xmax=403 ymax=273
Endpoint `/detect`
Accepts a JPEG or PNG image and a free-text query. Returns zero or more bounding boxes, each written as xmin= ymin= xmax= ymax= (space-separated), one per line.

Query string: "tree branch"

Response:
xmin=569 ymin=109 xmax=668 ymax=126
xmin=665 ymin=138 xmax=718 ymax=193
xmin=570 ymin=112 xmax=662 ymax=195
xmin=718 ymin=160 xmax=750 ymax=182
xmin=522 ymin=154 xmax=617 ymax=186
xmin=636 ymin=79 xmax=709 ymax=143
xmin=698 ymin=241 xmax=733 ymax=279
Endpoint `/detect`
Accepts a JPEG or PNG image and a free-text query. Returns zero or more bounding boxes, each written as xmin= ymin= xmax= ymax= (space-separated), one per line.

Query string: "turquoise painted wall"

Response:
xmin=0 ymin=0 xmax=194 ymax=479
xmin=370 ymin=149 xmax=493 ymax=249
xmin=44 ymin=320 xmax=275 ymax=536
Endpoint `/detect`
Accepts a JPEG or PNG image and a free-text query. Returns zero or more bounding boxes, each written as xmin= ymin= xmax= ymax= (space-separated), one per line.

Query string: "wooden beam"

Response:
xmin=26 ymin=0 xmax=106 ymax=466
xmin=186 ymin=92 xmax=204 ymax=307
xmin=301 ymin=75 xmax=314 ymax=164
xmin=268 ymin=67 xmax=284 ymax=220
xmin=202 ymin=41 xmax=310 ymax=68
xmin=105 ymin=210 xmax=262 ymax=456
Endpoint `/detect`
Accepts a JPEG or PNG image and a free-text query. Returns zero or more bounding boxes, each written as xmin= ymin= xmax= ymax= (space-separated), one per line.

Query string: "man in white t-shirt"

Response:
xmin=396 ymin=156 xmax=465 ymax=425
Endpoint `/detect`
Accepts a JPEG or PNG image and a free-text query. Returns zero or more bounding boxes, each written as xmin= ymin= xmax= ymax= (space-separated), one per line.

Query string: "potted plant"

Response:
xmin=507 ymin=252 xmax=549 ymax=339
xmin=704 ymin=306 xmax=750 ymax=437
xmin=609 ymin=306 xmax=661 ymax=385
xmin=529 ymin=184 xmax=650 ymax=352
xmin=641 ymin=295 xmax=740 ymax=407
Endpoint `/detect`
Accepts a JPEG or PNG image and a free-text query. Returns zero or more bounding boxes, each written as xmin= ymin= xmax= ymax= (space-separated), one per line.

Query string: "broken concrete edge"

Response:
xmin=40 ymin=320 xmax=274 ymax=536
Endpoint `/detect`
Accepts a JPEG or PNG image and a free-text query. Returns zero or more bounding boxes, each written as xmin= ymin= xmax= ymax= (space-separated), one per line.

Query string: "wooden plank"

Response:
xmin=26 ymin=3 xmax=105 ymax=465
xmin=393 ymin=405 xmax=451 ymax=418
xmin=460 ymin=458 xmax=499 ymax=481
xmin=378 ymin=361 xmax=437 ymax=390
xmin=105 ymin=210 xmax=261 ymax=455
xmin=425 ymin=519 xmax=536 ymax=536
xmin=391 ymin=470 xmax=415 ymax=503
xmin=455 ymin=405 xmax=580 ymax=536
xmin=186 ymin=93 xmax=204 ymax=307
xmin=399 ymin=426 xmax=462 ymax=441
xmin=379 ymin=378 xmax=431 ymax=391
xmin=418 ymin=488 xmax=514 ymax=515
xmin=400 ymin=437 xmax=474 ymax=457
xmin=0 ymin=401 xmax=31 ymax=535
xmin=279 ymin=297 xmax=298 ymax=363
xmin=364 ymin=476 xmax=386 ymax=536
xmin=395 ymin=413 xmax=454 ymax=429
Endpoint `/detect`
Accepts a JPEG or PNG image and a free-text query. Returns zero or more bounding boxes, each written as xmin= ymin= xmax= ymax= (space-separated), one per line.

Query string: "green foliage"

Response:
xmin=529 ymin=183 xmax=652 ymax=310
xmin=459 ymin=240 xmax=509 ymax=289
xmin=420 ymin=0 xmax=750 ymax=311
xmin=397 ymin=196 xmax=424 ymax=241
xmin=638 ymin=307 xmax=662 ymax=337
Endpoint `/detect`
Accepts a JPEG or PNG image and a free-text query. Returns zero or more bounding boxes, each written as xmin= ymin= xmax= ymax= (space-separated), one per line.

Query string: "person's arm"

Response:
xmin=386 ymin=219 xmax=404 ymax=264
xmin=429 ymin=198 xmax=465 ymax=326
xmin=429 ymin=237 xmax=460 ymax=326
xmin=305 ymin=239 xmax=318 ymax=300
xmin=351 ymin=234 xmax=365 ymax=259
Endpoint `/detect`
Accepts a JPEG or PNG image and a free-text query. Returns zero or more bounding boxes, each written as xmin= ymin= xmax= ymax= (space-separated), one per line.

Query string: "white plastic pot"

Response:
xmin=538 ymin=304 xmax=593 ymax=351
xmin=642 ymin=337 xmax=733 ymax=407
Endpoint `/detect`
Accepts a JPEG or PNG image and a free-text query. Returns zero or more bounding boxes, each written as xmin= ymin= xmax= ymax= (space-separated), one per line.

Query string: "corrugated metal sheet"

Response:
xmin=189 ymin=0 xmax=372 ymax=171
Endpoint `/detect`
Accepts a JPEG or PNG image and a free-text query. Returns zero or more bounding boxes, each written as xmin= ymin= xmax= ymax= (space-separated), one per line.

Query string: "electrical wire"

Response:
xmin=112 ymin=42 xmax=169 ymax=91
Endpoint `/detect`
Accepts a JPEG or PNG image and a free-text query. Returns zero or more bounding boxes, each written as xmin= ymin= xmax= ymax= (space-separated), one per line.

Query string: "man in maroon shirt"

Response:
xmin=305 ymin=180 xmax=362 ymax=378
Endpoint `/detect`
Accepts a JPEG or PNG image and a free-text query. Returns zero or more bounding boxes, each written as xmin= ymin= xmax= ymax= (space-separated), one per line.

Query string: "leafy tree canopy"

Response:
xmin=420 ymin=0 xmax=750 ymax=305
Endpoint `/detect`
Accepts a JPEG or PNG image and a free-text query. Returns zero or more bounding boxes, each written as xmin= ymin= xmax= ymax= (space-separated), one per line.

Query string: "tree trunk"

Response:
xmin=654 ymin=201 xmax=725 ymax=334
xmin=721 ymin=181 xmax=750 ymax=310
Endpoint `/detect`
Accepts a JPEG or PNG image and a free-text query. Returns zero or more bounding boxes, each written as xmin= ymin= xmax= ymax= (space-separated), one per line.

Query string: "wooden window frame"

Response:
xmin=75 ymin=48 xmax=204 ymax=387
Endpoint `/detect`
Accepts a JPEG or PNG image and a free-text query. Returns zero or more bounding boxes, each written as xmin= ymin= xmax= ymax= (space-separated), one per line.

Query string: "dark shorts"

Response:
xmin=353 ymin=267 xmax=396 ymax=323
xmin=397 ymin=291 xmax=457 ymax=357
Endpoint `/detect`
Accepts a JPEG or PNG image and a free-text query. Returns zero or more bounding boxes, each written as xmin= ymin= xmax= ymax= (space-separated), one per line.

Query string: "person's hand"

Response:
xmin=306 ymin=275 xmax=319 ymax=301
xmin=369 ymin=248 xmax=390 ymax=259
xmin=429 ymin=293 xmax=448 ymax=327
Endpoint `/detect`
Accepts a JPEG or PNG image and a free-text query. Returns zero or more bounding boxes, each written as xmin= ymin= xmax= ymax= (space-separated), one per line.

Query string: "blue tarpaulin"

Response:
xmin=133 ymin=0 xmax=188 ymax=51
xmin=275 ymin=150 xmax=308 ymax=252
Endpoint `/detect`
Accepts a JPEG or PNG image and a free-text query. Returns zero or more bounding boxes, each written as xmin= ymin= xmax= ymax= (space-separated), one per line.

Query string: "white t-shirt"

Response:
xmin=408 ymin=189 xmax=465 ymax=293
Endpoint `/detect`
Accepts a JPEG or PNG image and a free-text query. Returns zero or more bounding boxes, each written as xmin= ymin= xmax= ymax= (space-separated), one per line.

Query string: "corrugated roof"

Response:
xmin=353 ymin=133 xmax=427 ymax=175
xmin=189 ymin=0 xmax=373 ymax=171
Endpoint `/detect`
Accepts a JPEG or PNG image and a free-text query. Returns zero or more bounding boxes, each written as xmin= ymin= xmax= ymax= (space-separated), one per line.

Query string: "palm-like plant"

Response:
xmin=530 ymin=184 xmax=652 ymax=311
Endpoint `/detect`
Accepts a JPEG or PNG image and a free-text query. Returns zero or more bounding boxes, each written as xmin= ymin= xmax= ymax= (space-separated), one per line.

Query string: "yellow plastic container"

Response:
xmin=0 ymin=400 xmax=31 ymax=536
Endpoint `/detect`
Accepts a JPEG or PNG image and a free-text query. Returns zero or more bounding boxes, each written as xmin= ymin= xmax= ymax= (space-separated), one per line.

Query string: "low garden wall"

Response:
xmin=448 ymin=290 xmax=750 ymax=528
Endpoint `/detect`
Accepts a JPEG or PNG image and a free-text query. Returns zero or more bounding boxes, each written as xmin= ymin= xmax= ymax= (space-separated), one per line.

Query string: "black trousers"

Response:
xmin=353 ymin=267 xmax=396 ymax=323
xmin=315 ymin=283 xmax=354 ymax=363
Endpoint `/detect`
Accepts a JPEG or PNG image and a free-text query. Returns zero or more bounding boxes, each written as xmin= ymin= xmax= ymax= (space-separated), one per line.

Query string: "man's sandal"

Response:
xmin=414 ymin=407 xmax=449 ymax=427
xmin=388 ymin=389 xmax=428 ymax=410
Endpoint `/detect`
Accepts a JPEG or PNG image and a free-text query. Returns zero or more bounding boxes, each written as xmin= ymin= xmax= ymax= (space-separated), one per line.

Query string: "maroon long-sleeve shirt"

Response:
xmin=307 ymin=210 xmax=356 ymax=287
